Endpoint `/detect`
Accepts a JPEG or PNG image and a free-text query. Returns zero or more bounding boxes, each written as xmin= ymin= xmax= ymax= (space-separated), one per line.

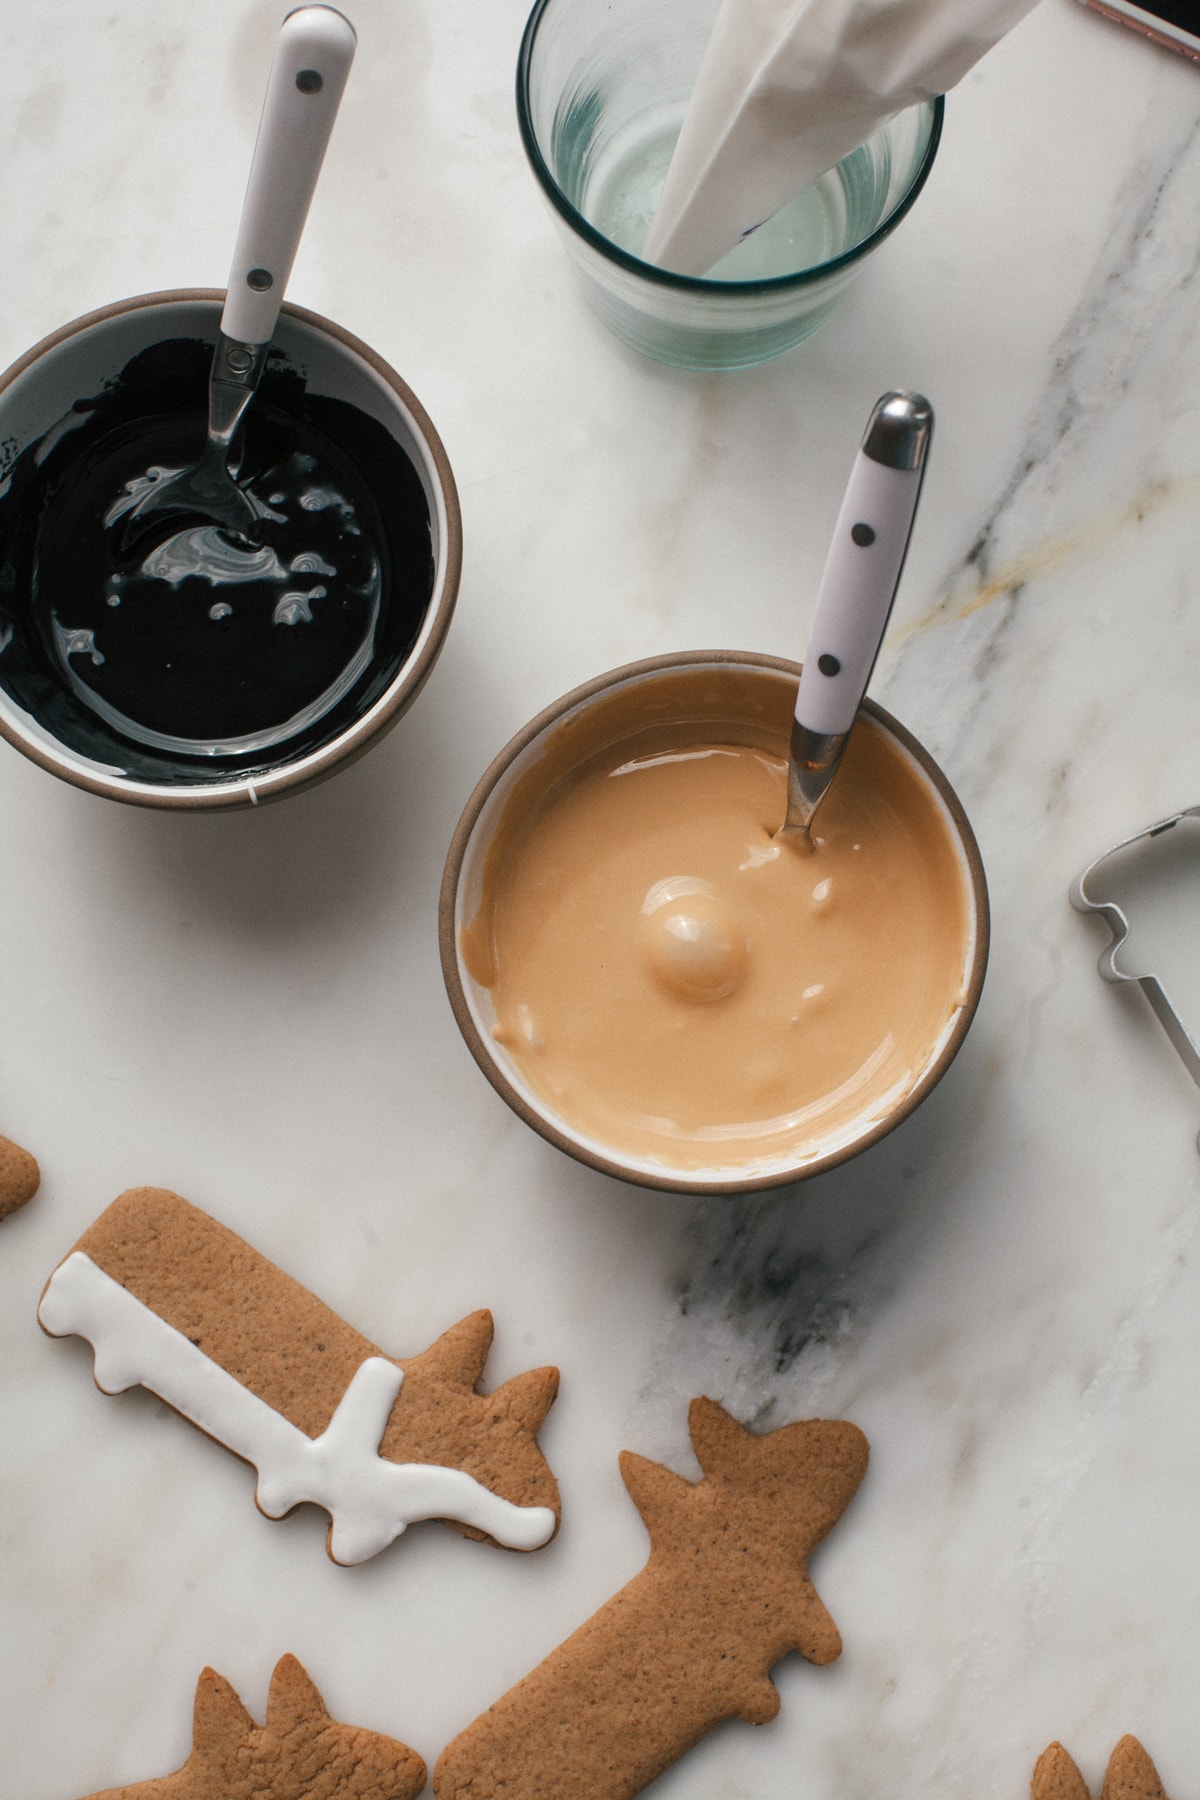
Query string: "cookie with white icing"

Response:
xmin=0 ymin=1133 xmax=39 ymax=1220
xmin=39 ymin=1186 xmax=559 ymax=1564
xmin=78 ymin=1653 xmax=425 ymax=1800
xmin=435 ymin=1397 xmax=868 ymax=1800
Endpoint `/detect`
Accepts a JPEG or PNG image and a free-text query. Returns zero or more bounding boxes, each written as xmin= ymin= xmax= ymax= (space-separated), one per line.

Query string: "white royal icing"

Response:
xmin=38 ymin=1251 xmax=556 ymax=1563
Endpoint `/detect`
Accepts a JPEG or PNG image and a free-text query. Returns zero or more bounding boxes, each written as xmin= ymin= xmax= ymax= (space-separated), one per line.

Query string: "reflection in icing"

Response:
xmin=275 ymin=586 xmax=326 ymax=625
xmin=640 ymin=877 xmax=749 ymax=1003
xmin=102 ymin=466 xmax=285 ymax=530
xmin=300 ymin=484 xmax=349 ymax=512
xmin=141 ymin=526 xmax=291 ymax=589
xmin=42 ymin=433 xmax=384 ymax=758
xmin=53 ymin=621 xmax=104 ymax=666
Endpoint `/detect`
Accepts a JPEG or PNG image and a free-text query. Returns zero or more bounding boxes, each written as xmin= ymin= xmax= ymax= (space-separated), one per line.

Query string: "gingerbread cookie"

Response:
xmin=78 ymin=1653 xmax=425 ymax=1799
xmin=0 ymin=1133 xmax=39 ymax=1220
xmin=1034 ymin=1739 xmax=1171 ymax=1800
xmin=39 ymin=1187 xmax=559 ymax=1564
xmin=435 ymin=1396 xmax=868 ymax=1800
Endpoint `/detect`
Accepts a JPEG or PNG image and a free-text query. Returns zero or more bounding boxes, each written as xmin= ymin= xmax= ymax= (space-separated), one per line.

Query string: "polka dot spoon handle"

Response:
xmin=782 ymin=391 xmax=933 ymax=844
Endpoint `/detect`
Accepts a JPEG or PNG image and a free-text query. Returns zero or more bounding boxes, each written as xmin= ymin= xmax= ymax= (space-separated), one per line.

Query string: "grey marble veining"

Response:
xmin=2 ymin=1 xmax=1200 ymax=1797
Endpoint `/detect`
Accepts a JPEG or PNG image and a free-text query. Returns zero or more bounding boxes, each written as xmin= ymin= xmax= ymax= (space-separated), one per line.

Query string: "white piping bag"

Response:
xmin=643 ymin=0 xmax=1042 ymax=277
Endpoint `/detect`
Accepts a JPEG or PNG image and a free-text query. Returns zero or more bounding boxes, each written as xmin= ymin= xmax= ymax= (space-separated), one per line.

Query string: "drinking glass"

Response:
xmin=517 ymin=0 xmax=943 ymax=370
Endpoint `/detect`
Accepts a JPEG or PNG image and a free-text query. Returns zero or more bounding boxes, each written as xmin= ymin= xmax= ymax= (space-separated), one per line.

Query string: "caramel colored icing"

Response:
xmin=461 ymin=666 xmax=977 ymax=1175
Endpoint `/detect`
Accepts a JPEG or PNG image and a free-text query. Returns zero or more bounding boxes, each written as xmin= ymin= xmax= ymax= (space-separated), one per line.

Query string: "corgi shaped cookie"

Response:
xmin=78 ymin=1654 xmax=425 ymax=1800
xmin=1034 ymin=1739 xmax=1172 ymax=1800
xmin=39 ymin=1187 xmax=559 ymax=1564
xmin=435 ymin=1397 xmax=868 ymax=1800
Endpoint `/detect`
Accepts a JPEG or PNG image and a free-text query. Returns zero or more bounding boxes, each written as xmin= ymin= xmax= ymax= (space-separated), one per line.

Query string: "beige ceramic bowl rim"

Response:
xmin=0 ymin=288 xmax=463 ymax=811
xmin=440 ymin=648 xmax=990 ymax=1196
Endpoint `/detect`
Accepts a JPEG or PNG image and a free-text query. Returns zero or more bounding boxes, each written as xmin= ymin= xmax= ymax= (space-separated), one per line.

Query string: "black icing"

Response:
xmin=0 ymin=336 xmax=435 ymax=784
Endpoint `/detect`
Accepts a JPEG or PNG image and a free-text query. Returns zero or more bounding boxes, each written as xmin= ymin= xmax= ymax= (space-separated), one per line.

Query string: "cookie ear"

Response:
xmin=191 ymin=1667 xmax=255 ymax=1759
xmin=688 ymin=1396 xmax=754 ymax=1477
xmin=492 ymin=1365 xmax=558 ymax=1434
xmin=620 ymin=1450 xmax=695 ymax=1542
xmin=416 ymin=1310 xmax=494 ymax=1389
xmin=1102 ymin=1738 xmax=1169 ymax=1800
xmin=266 ymin=1654 xmax=328 ymax=1739
xmin=785 ymin=1420 xmax=870 ymax=1537
xmin=1033 ymin=1743 xmax=1092 ymax=1800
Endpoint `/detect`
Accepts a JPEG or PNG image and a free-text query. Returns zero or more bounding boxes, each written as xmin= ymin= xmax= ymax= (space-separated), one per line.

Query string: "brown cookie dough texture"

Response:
xmin=78 ymin=1654 xmax=425 ymax=1800
xmin=1034 ymin=1740 xmax=1171 ymax=1800
xmin=435 ymin=1396 xmax=869 ymax=1800
xmin=0 ymin=1134 xmax=39 ymax=1220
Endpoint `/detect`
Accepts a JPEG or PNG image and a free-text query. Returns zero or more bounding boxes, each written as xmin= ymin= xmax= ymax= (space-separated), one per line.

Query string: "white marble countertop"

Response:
xmin=3 ymin=0 xmax=1200 ymax=1794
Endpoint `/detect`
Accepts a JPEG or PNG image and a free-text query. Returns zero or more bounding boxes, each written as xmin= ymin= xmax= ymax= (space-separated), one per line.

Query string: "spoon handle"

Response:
xmin=785 ymin=392 xmax=932 ymax=835
xmin=795 ymin=392 xmax=932 ymax=738
xmin=220 ymin=5 xmax=357 ymax=346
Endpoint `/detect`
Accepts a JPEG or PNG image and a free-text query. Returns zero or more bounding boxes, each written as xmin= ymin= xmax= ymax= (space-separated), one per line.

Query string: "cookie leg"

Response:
xmin=0 ymin=1135 xmax=39 ymax=1221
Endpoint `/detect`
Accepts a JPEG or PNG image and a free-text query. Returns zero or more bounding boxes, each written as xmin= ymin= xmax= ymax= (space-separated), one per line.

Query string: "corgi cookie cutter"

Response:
xmin=1072 ymin=805 xmax=1200 ymax=1141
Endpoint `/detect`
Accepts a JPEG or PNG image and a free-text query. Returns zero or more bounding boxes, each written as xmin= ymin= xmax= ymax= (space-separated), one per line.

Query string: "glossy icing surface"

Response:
xmin=464 ymin=676 xmax=974 ymax=1171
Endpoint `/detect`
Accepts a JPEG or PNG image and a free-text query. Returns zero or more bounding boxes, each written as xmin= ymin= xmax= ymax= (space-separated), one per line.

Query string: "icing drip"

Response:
xmin=38 ymin=1251 xmax=556 ymax=1563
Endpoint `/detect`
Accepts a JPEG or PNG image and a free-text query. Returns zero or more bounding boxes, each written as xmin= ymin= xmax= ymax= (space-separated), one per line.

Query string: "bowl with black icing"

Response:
xmin=0 ymin=290 xmax=461 ymax=809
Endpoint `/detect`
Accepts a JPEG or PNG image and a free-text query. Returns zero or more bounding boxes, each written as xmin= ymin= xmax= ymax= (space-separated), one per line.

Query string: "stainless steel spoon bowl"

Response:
xmin=122 ymin=6 xmax=356 ymax=550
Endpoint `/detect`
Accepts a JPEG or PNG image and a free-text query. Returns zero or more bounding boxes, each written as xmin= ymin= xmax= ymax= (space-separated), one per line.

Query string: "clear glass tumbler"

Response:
xmin=516 ymin=0 xmax=944 ymax=371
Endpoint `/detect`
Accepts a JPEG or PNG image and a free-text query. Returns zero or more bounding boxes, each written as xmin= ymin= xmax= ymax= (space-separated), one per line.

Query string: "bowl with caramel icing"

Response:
xmin=441 ymin=651 xmax=989 ymax=1194
xmin=0 ymin=291 xmax=460 ymax=809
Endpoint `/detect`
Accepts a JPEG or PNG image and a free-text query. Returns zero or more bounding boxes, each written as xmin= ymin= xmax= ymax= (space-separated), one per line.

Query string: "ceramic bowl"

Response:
xmin=0 ymin=290 xmax=461 ymax=809
xmin=441 ymin=651 xmax=989 ymax=1194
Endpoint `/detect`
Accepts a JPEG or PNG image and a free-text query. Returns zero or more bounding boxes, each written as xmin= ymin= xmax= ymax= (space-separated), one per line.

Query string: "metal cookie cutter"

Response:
xmin=1072 ymin=806 xmax=1200 ymax=1141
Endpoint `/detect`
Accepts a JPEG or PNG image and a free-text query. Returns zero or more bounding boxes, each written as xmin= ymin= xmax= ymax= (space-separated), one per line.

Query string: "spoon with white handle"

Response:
xmin=779 ymin=390 xmax=933 ymax=846
xmin=123 ymin=5 xmax=356 ymax=547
